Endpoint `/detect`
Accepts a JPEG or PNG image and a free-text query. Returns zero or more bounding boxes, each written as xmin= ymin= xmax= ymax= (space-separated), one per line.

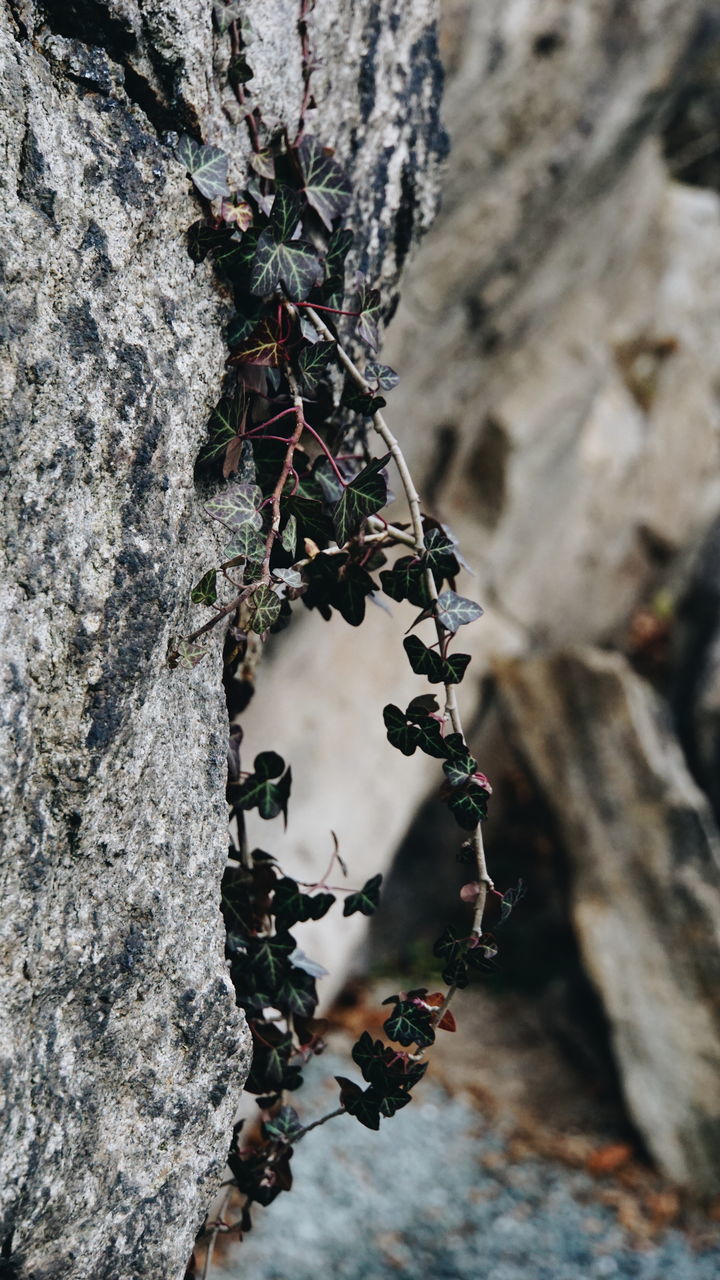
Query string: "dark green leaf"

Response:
xmin=333 ymin=453 xmax=390 ymax=545
xmin=250 ymin=148 xmax=276 ymax=180
xmin=230 ymin=317 xmax=285 ymax=366
xmin=446 ymin=783 xmax=489 ymax=831
xmin=436 ymin=589 xmax=484 ymax=634
xmin=249 ymin=584 xmax=282 ymax=633
xmin=343 ymin=873 xmax=382 ymax=917
xmin=423 ymin=528 xmax=458 ymax=580
xmin=365 ymin=361 xmax=399 ymax=390
xmin=275 ymin=966 xmax=318 ymax=1017
xmin=332 ymin=561 xmax=376 ymax=626
xmin=383 ymin=704 xmax=418 ymax=757
xmin=190 ymin=568 xmax=217 ymax=605
xmin=247 ymin=1022 xmax=292 ymax=1092
xmin=298 ymin=136 xmax=352 ymax=230
xmin=325 ymin=227 xmax=353 ymax=275
xmin=205 ymin=483 xmax=263 ymax=532
xmin=215 ymin=227 xmax=260 ymax=280
xmin=414 ymin=716 xmax=450 ymax=760
xmin=285 ymin=496 xmax=335 ymax=548
xmin=341 ymin=380 xmax=386 ymax=417
xmin=177 ymin=134 xmax=230 ymax=199
xmin=403 ymin=635 xmax=471 ymax=685
xmin=269 ymin=184 xmax=302 ymax=240
xmin=254 ymin=751 xmax=285 ymax=779
xmin=351 ymin=275 xmax=381 ymax=349
xmin=273 ymin=877 xmax=335 ymax=927
xmin=336 ymin=1078 xmax=381 ymax=1130
xmin=380 ymin=557 xmax=431 ymax=608
xmin=263 ymin=1104 xmax=301 ymax=1142
xmin=227 ymin=300 xmax=264 ymax=348
xmin=442 ymin=751 xmax=478 ymax=788
xmin=383 ymin=998 xmax=435 ymax=1048
xmin=229 ymin=52 xmax=254 ymax=84
xmin=235 ymin=758 xmax=292 ymax=821
xmin=250 ymin=228 xmax=322 ymax=301
xmin=188 ymin=220 xmax=228 ymax=261
xmin=223 ymin=523 xmax=266 ymax=564
xmin=379 ymin=1086 xmax=413 ymax=1118
xmin=250 ymin=931 xmax=294 ymax=992
xmin=298 ymin=340 xmax=336 ymax=392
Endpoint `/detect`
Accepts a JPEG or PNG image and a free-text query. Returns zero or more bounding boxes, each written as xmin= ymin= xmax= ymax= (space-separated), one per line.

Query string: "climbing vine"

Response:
xmin=175 ymin=4 xmax=521 ymax=1274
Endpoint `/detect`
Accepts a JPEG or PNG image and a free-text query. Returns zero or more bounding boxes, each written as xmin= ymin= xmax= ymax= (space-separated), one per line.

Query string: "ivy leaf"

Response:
xmin=169 ymin=638 xmax=210 ymax=670
xmin=298 ymin=340 xmax=336 ymax=392
xmin=341 ymin=380 xmax=386 ymax=417
xmin=235 ymin=752 xmax=292 ymax=821
xmin=298 ymin=136 xmax=352 ymax=230
xmin=380 ymin=556 xmax=431 ymax=608
xmin=403 ymin=635 xmax=471 ymax=686
xmin=249 ymin=584 xmax=282 ymax=633
xmin=177 ymin=134 xmax=230 ymax=199
xmin=215 ymin=227 xmax=259 ymax=281
xmin=250 ymin=148 xmax=276 ymax=180
xmin=446 ymin=783 xmax=489 ymax=831
xmin=414 ymin=716 xmax=450 ymax=760
xmin=188 ymin=220 xmax=229 ymax=261
xmin=249 ymin=186 xmax=321 ymax=301
xmin=218 ymin=198 xmax=253 ymax=230
xmin=190 ymin=568 xmax=217 ymax=605
xmin=343 ymin=873 xmax=382 ymax=917
xmin=205 ymin=392 xmax=246 ymax=457
xmin=223 ymin=523 xmax=266 ymax=564
xmin=247 ymin=1022 xmax=293 ymax=1091
xmin=275 ymin=966 xmax=318 ymax=1017
xmin=423 ymin=529 xmax=458 ymax=581
xmin=226 ymin=300 xmax=264 ymax=349
xmin=383 ymin=998 xmax=435 ymax=1049
xmin=379 ymin=1085 xmax=413 ymax=1118
xmin=333 ymin=453 xmax=390 ymax=545
xmin=365 ymin=361 xmax=399 ymax=391
xmin=351 ymin=1032 xmax=385 ymax=1084
xmin=383 ymin=704 xmax=419 ymax=757
xmin=280 ymin=514 xmax=298 ymax=556
xmin=336 ymin=1078 xmax=382 ymax=1131
xmin=436 ymin=589 xmax=484 ymax=634
xmin=351 ymin=274 xmax=382 ymax=349
xmin=285 ymin=496 xmax=335 ymax=548
xmin=442 ymin=751 xmax=478 ymax=788
xmin=251 ymin=229 xmax=322 ymax=301
xmin=273 ymin=877 xmax=335 ymax=928
xmin=250 ymin=930 xmax=294 ymax=993
xmin=332 ymin=561 xmax=376 ymax=627
xmin=230 ymin=317 xmax=285 ymax=366
xmin=325 ymin=226 xmax=354 ymax=275
xmin=273 ymin=566 xmax=304 ymax=591
xmin=205 ymin=483 xmax=263 ymax=532
xmin=500 ymin=880 xmax=525 ymax=924
xmin=263 ymin=1104 xmax=302 ymax=1143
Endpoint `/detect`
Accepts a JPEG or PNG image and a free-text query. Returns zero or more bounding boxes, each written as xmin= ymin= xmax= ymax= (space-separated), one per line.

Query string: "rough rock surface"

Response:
xmin=0 ymin=2 xmax=444 ymax=1277
xmin=494 ymin=648 xmax=720 ymax=1194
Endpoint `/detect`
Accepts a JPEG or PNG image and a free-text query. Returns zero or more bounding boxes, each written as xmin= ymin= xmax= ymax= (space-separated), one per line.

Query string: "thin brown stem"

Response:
xmin=292 ymin=1105 xmax=346 ymax=1141
xmin=300 ymin=303 xmax=493 ymax=934
xmin=260 ymin=363 xmax=305 ymax=581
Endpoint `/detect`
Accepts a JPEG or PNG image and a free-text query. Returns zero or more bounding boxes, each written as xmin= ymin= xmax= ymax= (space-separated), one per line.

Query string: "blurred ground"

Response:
xmin=215 ymin=982 xmax=720 ymax=1280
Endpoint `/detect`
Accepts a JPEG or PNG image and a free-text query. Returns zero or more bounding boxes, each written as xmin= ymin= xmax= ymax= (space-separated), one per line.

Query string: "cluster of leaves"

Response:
xmin=175 ymin=12 xmax=513 ymax=1259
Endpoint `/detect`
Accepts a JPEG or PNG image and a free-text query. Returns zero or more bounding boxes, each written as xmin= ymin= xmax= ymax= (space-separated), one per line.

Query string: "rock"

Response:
xmin=494 ymin=647 xmax=720 ymax=1193
xmin=239 ymin=1 xmax=720 ymax=1011
xmin=0 ymin=2 xmax=444 ymax=1277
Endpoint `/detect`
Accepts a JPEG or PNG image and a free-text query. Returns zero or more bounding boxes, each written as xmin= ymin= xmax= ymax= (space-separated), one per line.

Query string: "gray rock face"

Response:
xmin=0 ymin=2 xmax=444 ymax=1277
xmin=494 ymin=648 xmax=720 ymax=1194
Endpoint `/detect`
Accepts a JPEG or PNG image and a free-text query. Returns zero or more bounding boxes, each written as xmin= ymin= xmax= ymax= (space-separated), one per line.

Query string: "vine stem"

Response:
xmin=260 ymin=362 xmax=306 ymax=581
xmin=299 ymin=304 xmax=493 ymax=937
xmin=291 ymin=1104 xmax=346 ymax=1141
xmin=201 ymin=1185 xmax=232 ymax=1280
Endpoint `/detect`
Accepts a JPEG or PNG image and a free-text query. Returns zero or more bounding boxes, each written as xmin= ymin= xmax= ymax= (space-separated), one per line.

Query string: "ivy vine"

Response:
xmin=176 ymin=4 xmax=521 ymax=1273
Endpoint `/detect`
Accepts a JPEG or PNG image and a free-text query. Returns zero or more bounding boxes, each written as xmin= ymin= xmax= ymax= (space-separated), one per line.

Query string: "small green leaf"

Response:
xmin=383 ymin=704 xmax=418 ymax=757
xmin=325 ymin=227 xmax=354 ymax=275
xmin=177 ymin=134 xmax=230 ymax=199
xmin=190 ymin=568 xmax=217 ymax=605
xmin=446 ymin=783 xmax=489 ymax=831
xmin=365 ymin=361 xmax=399 ymax=390
xmin=249 ymin=584 xmax=282 ymax=633
xmin=343 ymin=873 xmax=382 ymax=917
xmin=273 ymin=877 xmax=335 ymax=927
xmin=442 ymin=752 xmax=478 ymax=788
xmin=223 ymin=523 xmax=266 ymax=563
xmin=383 ymin=998 xmax=435 ymax=1049
xmin=436 ymin=589 xmax=484 ymax=634
xmin=235 ymin=754 xmax=292 ymax=821
xmin=280 ymin=514 xmax=298 ymax=556
xmin=298 ymin=136 xmax=352 ymax=230
xmin=250 ymin=148 xmax=276 ymax=180
xmin=275 ymin=967 xmax=317 ymax=1017
xmin=298 ymin=340 xmax=336 ymax=392
xmin=263 ymin=1104 xmax=302 ymax=1142
xmin=268 ymin=184 xmax=302 ymax=241
xmin=230 ymin=317 xmax=285 ymax=366
xmin=380 ymin=556 xmax=430 ymax=608
xmin=170 ymin=638 xmax=210 ymax=670
xmin=403 ymin=635 xmax=471 ymax=686
xmin=205 ymin=483 xmax=263 ymax=532
xmin=250 ymin=229 xmax=322 ymax=301
xmin=333 ymin=453 xmax=390 ymax=545
xmin=423 ymin=529 xmax=458 ymax=581
xmin=351 ymin=274 xmax=381 ymax=349
xmin=227 ymin=300 xmax=264 ymax=349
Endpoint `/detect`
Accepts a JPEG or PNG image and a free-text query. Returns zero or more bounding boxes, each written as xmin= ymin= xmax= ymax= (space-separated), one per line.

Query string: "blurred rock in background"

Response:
xmin=240 ymin=0 xmax=720 ymax=1193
